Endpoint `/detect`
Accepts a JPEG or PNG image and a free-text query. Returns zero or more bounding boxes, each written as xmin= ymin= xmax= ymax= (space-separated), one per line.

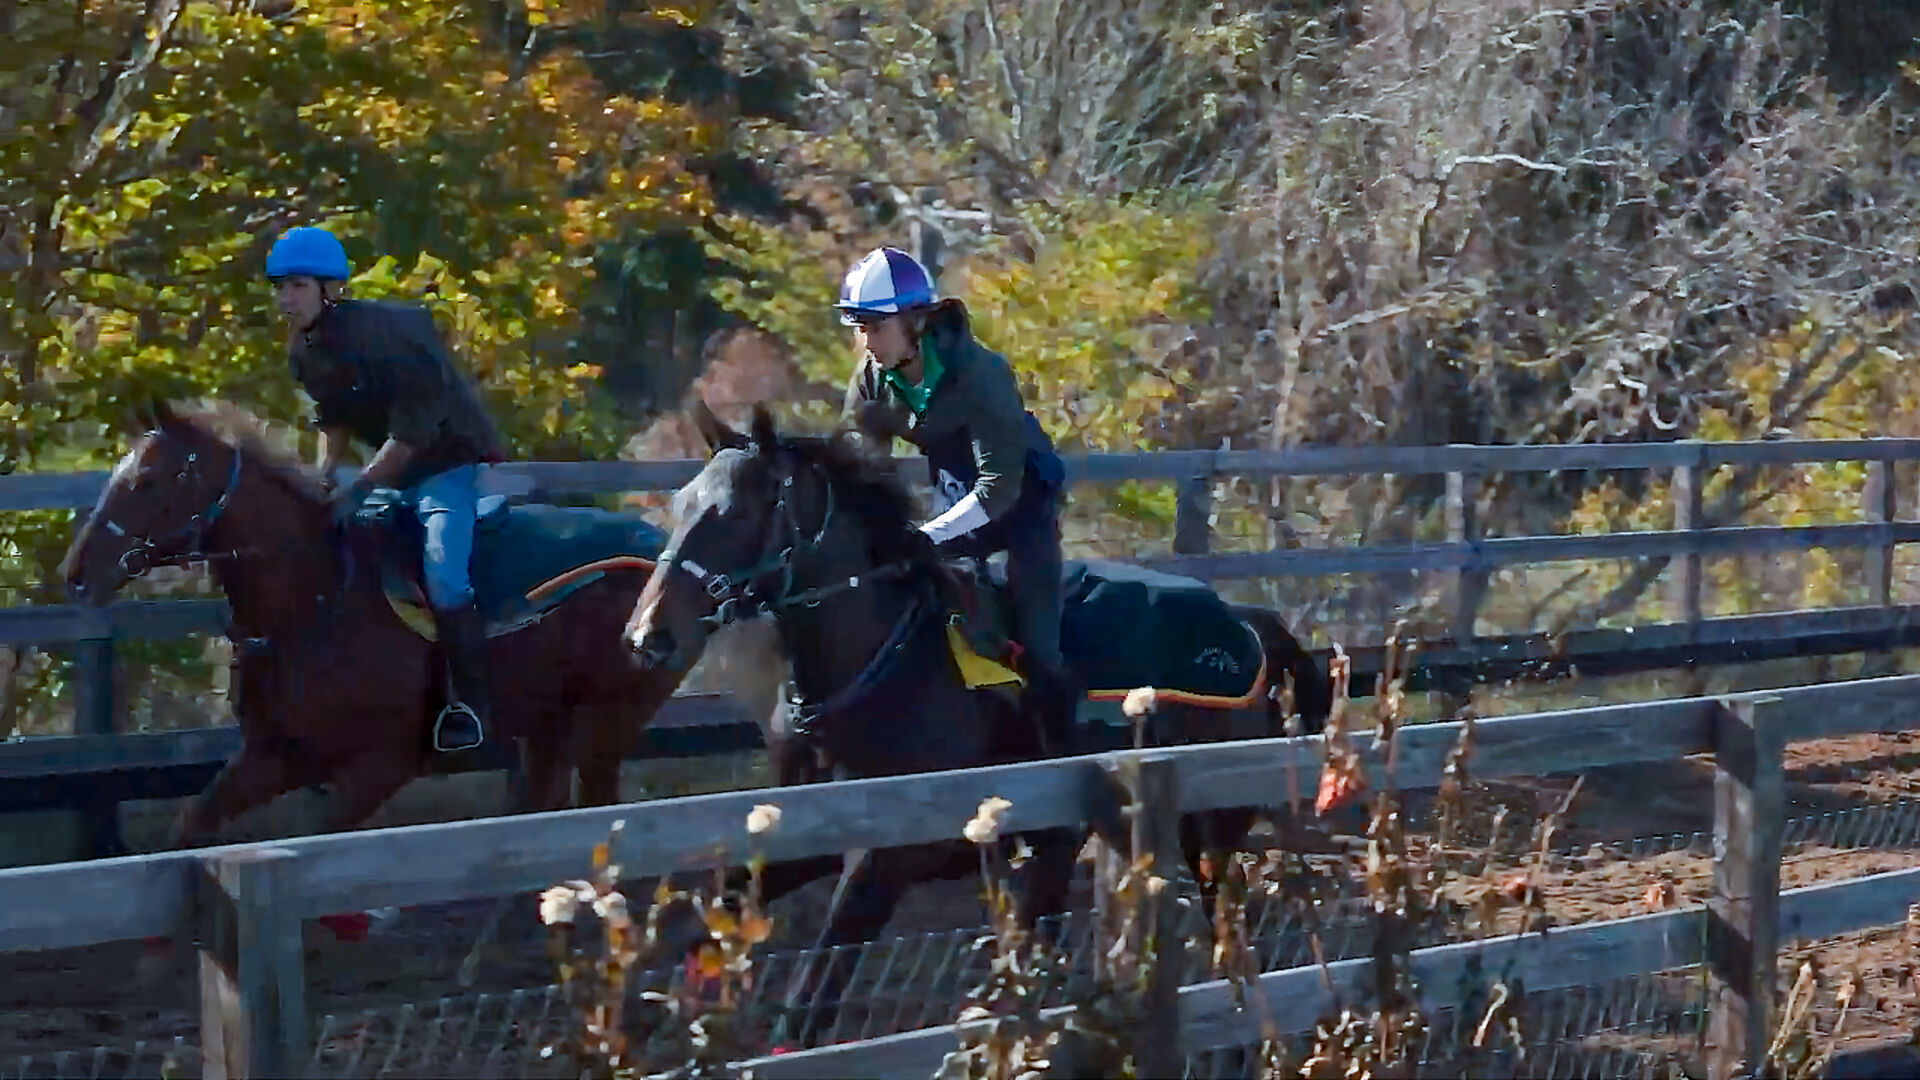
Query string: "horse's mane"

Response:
xmin=778 ymin=432 xmax=924 ymax=556
xmin=160 ymin=399 xmax=331 ymax=504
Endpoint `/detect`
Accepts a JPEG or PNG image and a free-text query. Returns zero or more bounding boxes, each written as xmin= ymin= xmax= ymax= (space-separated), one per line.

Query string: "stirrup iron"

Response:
xmin=433 ymin=700 xmax=484 ymax=752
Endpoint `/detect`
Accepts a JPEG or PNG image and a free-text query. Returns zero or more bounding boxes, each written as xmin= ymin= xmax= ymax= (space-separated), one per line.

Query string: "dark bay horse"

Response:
xmin=624 ymin=403 xmax=1330 ymax=1045
xmin=58 ymin=400 xmax=724 ymax=848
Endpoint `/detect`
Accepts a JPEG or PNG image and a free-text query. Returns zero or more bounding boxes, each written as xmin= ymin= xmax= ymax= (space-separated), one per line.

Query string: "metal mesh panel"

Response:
xmin=11 ymin=800 xmax=1920 ymax=1077
xmin=308 ymin=988 xmax=575 ymax=1080
xmin=1179 ymin=967 xmax=1707 ymax=1080
xmin=0 ymin=1038 xmax=197 ymax=1080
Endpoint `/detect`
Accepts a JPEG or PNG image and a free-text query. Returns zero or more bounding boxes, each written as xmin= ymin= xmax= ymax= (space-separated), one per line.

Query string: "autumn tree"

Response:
xmin=0 ymin=0 xmax=721 ymax=728
xmin=697 ymin=0 xmax=1920 ymax=643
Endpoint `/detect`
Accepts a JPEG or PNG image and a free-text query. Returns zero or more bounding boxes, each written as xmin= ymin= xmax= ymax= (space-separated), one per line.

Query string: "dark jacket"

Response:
xmin=841 ymin=300 xmax=1064 ymax=551
xmin=290 ymin=299 xmax=504 ymax=491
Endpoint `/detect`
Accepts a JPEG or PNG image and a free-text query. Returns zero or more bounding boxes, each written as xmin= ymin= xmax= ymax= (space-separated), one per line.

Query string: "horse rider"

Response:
xmin=265 ymin=224 xmax=506 ymax=753
xmin=836 ymin=246 xmax=1076 ymax=749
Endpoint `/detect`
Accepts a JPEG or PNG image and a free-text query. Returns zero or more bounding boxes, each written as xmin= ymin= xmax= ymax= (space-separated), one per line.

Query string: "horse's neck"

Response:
xmin=778 ymin=546 xmax=928 ymax=704
xmin=211 ymin=475 xmax=343 ymax=638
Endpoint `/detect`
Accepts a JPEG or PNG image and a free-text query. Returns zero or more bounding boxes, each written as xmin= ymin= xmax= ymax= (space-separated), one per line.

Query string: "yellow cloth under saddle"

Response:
xmin=945 ymin=622 xmax=1026 ymax=690
xmin=383 ymin=556 xmax=656 ymax=641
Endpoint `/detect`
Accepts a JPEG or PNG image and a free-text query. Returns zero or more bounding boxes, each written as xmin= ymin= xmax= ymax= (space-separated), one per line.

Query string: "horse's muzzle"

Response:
xmin=627 ymin=625 xmax=677 ymax=672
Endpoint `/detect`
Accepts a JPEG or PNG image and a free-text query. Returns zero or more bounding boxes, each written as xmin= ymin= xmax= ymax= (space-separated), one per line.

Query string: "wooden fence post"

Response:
xmin=1864 ymin=460 xmax=1899 ymax=678
xmin=1669 ymin=450 xmax=1706 ymax=627
xmin=1442 ymin=471 xmax=1485 ymax=716
xmin=1175 ymin=474 xmax=1214 ymax=560
xmin=199 ymin=847 xmax=308 ymax=1080
xmin=1443 ymin=471 xmax=1483 ymax=642
xmin=1670 ymin=450 xmax=1708 ymax=697
xmin=72 ymin=634 xmax=115 ymax=737
xmin=1865 ymin=459 xmax=1897 ymax=607
xmin=1096 ymin=752 xmax=1184 ymax=1079
xmin=1705 ymin=695 xmax=1785 ymax=1080
xmin=73 ymin=629 xmax=127 ymax=858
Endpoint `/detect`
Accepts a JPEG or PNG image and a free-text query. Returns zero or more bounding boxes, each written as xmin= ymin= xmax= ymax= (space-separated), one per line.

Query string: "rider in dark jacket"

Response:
xmin=267 ymin=225 xmax=505 ymax=753
xmin=836 ymin=247 xmax=1074 ymax=747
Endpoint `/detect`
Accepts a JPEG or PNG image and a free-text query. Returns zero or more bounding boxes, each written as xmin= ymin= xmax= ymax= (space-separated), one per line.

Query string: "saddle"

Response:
xmin=352 ymin=489 xmax=668 ymax=640
xmin=934 ymin=557 xmax=1271 ymax=711
xmin=931 ymin=559 xmax=1029 ymax=690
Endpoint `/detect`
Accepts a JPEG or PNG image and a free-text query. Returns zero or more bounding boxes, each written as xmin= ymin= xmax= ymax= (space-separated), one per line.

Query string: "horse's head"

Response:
xmin=60 ymin=401 xmax=248 ymax=605
xmin=624 ymin=402 xmax=923 ymax=673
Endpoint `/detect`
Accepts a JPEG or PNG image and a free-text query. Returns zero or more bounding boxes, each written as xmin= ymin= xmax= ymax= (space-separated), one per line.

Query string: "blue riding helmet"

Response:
xmin=835 ymin=247 xmax=937 ymax=326
xmin=266 ymin=226 xmax=350 ymax=282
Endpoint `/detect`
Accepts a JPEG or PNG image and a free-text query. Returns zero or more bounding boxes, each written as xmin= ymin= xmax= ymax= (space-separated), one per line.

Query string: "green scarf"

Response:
xmin=880 ymin=334 xmax=945 ymax=418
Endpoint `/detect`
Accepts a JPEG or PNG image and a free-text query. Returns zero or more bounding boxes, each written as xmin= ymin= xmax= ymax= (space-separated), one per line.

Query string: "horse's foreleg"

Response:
xmin=516 ymin=724 xmax=576 ymax=813
xmin=1184 ymin=806 xmax=1258 ymax=927
xmin=170 ymin=742 xmax=300 ymax=849
xmin=777 ymin=847 xmax=910 ymax=1050
xmin=323 ymin=745 xmax=421 ymax=832
xmin=1010 ymin=826 xmax=1082 ymax=953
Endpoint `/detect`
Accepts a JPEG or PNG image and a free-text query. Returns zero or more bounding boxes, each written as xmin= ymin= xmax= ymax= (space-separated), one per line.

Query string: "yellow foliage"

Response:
xmin=952 ymin=196 xmax=1218 ymax=451
xmin=704 ymin=193 xmax=1219 ymax=451
xmin=1562 ymin=308 xmax=1919 ymax=618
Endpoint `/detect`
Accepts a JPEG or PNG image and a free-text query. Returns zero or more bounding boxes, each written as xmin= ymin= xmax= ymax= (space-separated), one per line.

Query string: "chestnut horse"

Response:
xmin=58 ymin=400 xmax=732 ymax=848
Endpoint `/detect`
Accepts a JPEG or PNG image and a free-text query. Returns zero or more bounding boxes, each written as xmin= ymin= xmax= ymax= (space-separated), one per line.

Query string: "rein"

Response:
xmin=102 ymin=445 xmax=247 ymax=578
xmin=102 ymin=438 xmax=352 ymax=639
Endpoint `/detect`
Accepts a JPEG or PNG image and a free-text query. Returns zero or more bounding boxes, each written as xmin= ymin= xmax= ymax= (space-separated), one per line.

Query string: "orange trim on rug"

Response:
xmin=523 ymin=556 xmax=657 ymax=605
xmin=1084 ymin=647 xmax=1270 ymax=711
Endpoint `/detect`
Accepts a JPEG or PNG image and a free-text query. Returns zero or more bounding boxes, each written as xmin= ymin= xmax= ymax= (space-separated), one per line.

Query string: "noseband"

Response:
xmin=101 ymin=446 xmax=244 ymax=578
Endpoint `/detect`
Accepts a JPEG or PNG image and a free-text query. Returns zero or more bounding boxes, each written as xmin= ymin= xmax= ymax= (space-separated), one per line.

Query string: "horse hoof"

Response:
xmin=137 ymin=937 xmax=176 ymax=986
xmin=318 ymin=911 xmax=372 ymax=943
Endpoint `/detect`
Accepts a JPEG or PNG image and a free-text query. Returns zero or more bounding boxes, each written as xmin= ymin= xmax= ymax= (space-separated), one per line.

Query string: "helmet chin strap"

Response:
xmin=305 ymin=283 xmax=341 ymax=337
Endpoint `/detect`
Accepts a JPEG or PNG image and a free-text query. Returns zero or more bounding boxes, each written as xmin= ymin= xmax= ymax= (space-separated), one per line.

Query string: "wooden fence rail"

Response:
xmin=7 ymin=435 xmax=1920 ymax=859
xmin=13 ymin=596 xmax=1920 ymax=861
xmin=10 ymin=436 xmax=1920 ymax=516
xmin=6 ymin=435 xmax=1920 ymax=734
xmin=3 ymin=673 xmax=1920 ymax=1076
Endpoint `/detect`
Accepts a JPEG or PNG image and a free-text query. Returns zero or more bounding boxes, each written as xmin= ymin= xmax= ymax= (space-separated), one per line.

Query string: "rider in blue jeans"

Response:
xmin=266 ymin=226 xmax=506 ymax=752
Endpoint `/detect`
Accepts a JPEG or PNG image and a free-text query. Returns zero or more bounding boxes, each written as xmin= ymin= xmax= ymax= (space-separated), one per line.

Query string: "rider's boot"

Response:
xmin=432 ymin=601 xmax=490 ymax=752
xmin=1024 ymin=658 xmax=1080 ymax=756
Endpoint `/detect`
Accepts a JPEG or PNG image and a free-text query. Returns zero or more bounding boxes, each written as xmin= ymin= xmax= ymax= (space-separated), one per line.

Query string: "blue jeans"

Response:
xmin=402 ymin=464 xmax=479 ymax=611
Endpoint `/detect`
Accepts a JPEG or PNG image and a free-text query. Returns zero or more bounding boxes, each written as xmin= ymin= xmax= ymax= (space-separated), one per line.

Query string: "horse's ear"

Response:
xmin=686 ymin=396 xmax=747 ymax=456
xmin=150 ymin=399 xmax=181 ymax=432
xmin=748 ymin=403 xmax=778 ymax=454
xmin=125 ymin=400 xmax=166 ymax=435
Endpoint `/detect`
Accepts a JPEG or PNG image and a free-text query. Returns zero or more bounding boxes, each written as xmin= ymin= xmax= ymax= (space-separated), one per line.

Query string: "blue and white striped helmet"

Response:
xmin=835 ymin=247 xmax=937 ymax=326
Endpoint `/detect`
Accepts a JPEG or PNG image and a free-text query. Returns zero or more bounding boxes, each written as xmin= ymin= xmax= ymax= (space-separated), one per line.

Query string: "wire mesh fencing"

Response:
xmin=291 ymin=878 xmax=1356 ymax=1078
xmin=296 ymin=954 xmax=1718 ymax=1079
xmin=1180 ymin=966 xmax=1707 ymax=1080
xmin=0 ymin=1038 xmax=195 ymax=1080
xmin=9 ymin=798 xmax=1920 ymax=1079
